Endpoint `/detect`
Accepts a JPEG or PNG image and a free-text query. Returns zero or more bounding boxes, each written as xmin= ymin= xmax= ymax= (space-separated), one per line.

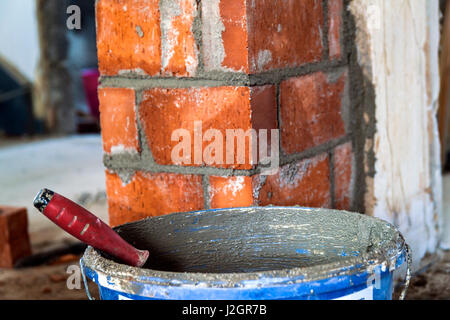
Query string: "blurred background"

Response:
xmin=0 ymin=0 xmax=103 ymax=299
xmin=0 ymin=0 xmax=449 ymax=300
xmin=0 ymin=0 xmax=99 ymax=137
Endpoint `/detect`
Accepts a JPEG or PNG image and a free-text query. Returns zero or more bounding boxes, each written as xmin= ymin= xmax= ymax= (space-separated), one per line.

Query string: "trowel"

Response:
xmin=33 ymin=189 xmax=149 ymax=267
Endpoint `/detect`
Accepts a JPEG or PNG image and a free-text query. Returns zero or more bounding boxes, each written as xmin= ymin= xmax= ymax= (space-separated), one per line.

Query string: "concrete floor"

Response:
xmin=0 ymin=135 xmax=108 ymax=251
xmin=405 ymin=250 xmax=450 ymax=299
xmin=0 ymin=259 xmax=99 ymax=300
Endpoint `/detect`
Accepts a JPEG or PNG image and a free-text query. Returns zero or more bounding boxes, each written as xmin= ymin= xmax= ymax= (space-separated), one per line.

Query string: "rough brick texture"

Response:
xmin=97 ymin=0 xmax=198 ymax=77
xmin=328 ymin=0 xmax=344 ymax=60
xmin=203 ymin=0 xmax=324 ymax=73
xmin=333 ymin=142 xmax=353 ymax=210
xmin=247 ymin=0 xmax=324 ymax=73
xmin=99 ymin=88 xmax=140 ymax=154
xmin=159 ymin=0 xmax=198 ymax=76
xmin=97 ymin=0 xmax=162 ymax=76
xmin=255 ymin=154 xmax=331 ymax=208
xmin=209 ymin=176 xmax=254 ymax=209
xmin=202 ymin=0 xmax=249 ymax=72
xmin=207 ymin=153 xmax=332 ymax=210
xmin=0 ymin=206 xmax=32 ymax=268
xmin=97 ymin=0 xmax=357 ymax=225
xmin=139 ymin=86 xmax=277 ymax=169
xmin=105 ymin=171 xmax=204 ymax=227
xmin=280 ymin=70 xmax=348 ymax=155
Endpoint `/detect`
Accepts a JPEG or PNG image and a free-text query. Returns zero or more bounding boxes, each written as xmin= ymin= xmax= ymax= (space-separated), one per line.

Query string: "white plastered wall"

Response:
xmin=350 ymin=0 xmax=442 ymax=271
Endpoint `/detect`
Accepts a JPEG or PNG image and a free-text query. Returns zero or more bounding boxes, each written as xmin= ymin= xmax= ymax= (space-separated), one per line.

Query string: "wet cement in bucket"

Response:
xmin=82 ymin=207 xmax=409 ymax=291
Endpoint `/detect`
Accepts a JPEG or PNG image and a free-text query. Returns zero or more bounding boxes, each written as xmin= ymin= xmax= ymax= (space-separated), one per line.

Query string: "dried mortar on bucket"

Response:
xmin=82 ymin=207 xmax=410 ymax=298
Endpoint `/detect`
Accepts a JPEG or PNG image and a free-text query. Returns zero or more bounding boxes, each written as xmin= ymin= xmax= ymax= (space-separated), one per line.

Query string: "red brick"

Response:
xmin=202 ymin=0 xmax=249 ymax=72
xmin=160 ymin=0 xmax=198 ymax=76
xmin=202 ymin=0 xmax=324 ymax=73
xmin=139 ymin=86 xmax=277 ymax=169
xmin=280 ymin=70 xmax=348 ymax=155
xmin=247 ymin=0 xmax=324 ymax=72
xmin=96 ymin=0 xmax=162 ymax=76
xmin=209 ymin=176 xmax=254 ymax=209
xmin=328 ymin=0 xmax=344 ymax=60
xmin=250 ymin=86 xmax=279 ymax=159
xmin=334 ymin=142 xmax=353 ymax=210
xmin=0 ymin=206 xmax=31 ymax=268
xmin=99 ymin=88 xmax=140 ymax=154
xmin=97 ymin=0 xmax=325 ymax=75
xmin=254 ymin=153 xmax=331 ymax=208
xmin=220 ymin=0 xmax=248 ymax=72
xmin=250 ymin=86 xmax=278 ymax=132
xmin=105 ymin=171 xmax=204 ymax=227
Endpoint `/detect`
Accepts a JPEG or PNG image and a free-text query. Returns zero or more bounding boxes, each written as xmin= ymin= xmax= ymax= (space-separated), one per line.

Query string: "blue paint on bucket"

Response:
xmin=80 ymin=207 xmax=410 ymax=300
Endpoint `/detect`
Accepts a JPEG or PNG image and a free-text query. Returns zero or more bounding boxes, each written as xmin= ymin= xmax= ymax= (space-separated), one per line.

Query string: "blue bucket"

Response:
xmin=80 ymin=207 xmax=410 ymax=300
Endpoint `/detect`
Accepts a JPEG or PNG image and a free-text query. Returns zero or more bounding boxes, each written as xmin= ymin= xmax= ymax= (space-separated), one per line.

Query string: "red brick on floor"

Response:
xmin=0 ymin=206 xmax=32 ymax=268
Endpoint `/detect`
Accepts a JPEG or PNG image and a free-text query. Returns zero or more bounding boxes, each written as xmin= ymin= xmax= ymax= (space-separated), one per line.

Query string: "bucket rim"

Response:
xmin=81 ymin=206 xmax=408 ymax=289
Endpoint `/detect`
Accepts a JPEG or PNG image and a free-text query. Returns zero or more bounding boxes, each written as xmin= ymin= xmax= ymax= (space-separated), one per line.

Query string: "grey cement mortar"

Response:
xmin=192 ymin=0 xmax=203 ymax=73
xmin=201 ymin=0 xmax=227 ymax=72
xmin=103 ymin=135 xmax=352 ymax=179
xmin=340 ymin=70 xmax=352 ymax=135
xmin=159 ymin=0 xmax=182 ymax=72
xmin=322 ymin=0 xmax=330 ymax=60
xmin=135 ymin=25 xmax=144 ymax=38
xmin=99 ymin=72 xmax=251 ymax=89
xmin=82 ymin=207 xmax=409 ymax=290
xmin=343 ymin=1 xmax=377 ymax=213
xmin=99 ymin=60 xmax=348 ymax=89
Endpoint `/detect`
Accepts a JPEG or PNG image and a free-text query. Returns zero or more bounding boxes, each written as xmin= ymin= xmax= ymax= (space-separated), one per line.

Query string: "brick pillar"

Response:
xmin=96 ymin=0 xmax=354 ymax=227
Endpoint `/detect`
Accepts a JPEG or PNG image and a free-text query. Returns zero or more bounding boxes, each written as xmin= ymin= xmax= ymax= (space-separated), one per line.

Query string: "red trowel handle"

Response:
xmin=33 ymin=189 xmax=149 ymax=267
